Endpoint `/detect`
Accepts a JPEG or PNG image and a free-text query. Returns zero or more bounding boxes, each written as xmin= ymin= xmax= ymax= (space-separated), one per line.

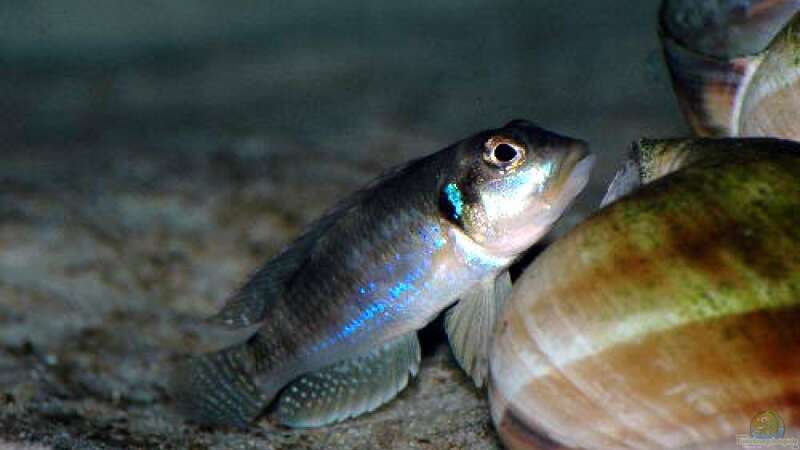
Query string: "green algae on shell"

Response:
xmin=490 ymin=138 xmax=800 ymax=450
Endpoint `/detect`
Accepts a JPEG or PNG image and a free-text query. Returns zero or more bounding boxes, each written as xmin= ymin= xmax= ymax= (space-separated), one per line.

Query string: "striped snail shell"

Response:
xmin=489 ymin=137 xmax=800 ymax=450
xmin=660 ymin=0 xmax=800 ymax=138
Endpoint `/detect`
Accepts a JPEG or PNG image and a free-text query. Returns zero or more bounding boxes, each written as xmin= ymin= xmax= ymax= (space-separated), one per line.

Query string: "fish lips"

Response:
xmin=547 ymin=142 xmax=595 ymax=209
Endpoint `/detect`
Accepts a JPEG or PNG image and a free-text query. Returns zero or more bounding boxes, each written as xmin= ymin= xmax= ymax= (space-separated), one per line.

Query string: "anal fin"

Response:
xmin=445 ymin=271 xmax=512 ymax=388
xmin=275 ymin=332 xmax=420 ymax=428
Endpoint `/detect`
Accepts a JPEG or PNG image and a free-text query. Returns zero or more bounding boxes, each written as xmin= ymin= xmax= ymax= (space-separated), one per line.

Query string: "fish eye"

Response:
xmin=484 ymin=137 xmax=525 ymax=169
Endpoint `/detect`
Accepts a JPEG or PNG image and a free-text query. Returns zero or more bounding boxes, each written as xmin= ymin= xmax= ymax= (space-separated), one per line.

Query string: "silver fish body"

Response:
xmin=172 ymin=120 xmax=594 ymax=428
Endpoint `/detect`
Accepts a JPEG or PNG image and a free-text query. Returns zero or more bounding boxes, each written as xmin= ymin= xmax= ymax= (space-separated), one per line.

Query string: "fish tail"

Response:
xmin=171 ymin=342 xmax=267 ymax=428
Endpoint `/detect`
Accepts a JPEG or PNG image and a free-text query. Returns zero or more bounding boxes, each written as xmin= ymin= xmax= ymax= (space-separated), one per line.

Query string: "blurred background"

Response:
xmin=1 ymin=0 xmax=687 ymax=217
xmin=0 ymin=1 xmax=686 ymax=448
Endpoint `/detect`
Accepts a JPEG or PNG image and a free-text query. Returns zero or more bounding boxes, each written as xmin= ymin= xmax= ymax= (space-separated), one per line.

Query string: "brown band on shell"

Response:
xmin=662 ymin=35 xmax=761 ymax=136
xmin=489 ymin=140 xmax=800 ymax=450
xmin=495 ymin=403 xmax=571 ymax=450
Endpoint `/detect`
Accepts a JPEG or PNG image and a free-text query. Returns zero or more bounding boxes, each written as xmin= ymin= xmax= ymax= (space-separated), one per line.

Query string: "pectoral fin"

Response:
xmin=275 ymin=332 xmax=421 ymax=428
xmin=445 ymin=271 xmax=512 ymax=387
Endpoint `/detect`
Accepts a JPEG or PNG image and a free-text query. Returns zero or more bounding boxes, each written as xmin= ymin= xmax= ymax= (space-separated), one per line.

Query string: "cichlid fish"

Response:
xmin=172 ymin=120 xmax=595 ymax=428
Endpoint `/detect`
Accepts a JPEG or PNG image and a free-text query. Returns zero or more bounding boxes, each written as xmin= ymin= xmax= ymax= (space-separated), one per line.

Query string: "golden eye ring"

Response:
xmin=484 ymin=137 xmax=526 ymax=170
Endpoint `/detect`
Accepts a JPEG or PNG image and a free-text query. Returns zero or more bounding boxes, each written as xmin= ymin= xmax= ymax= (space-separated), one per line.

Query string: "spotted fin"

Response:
xmin=445 ymin=271 xmax=512 ymax=388
xmin=171 ymin=339 xmax=267 ymax=428
xmin=275 ymin=332 xmax=421 ymax=428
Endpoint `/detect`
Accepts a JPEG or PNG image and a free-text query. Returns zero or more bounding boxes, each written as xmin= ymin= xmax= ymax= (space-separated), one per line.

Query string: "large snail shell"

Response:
xmin=660 ymin=0 xmax=800 ymax=138
xmin=600 ymin=137 xmax=744 ymax=207
xmin=489 ymin=138 xmax=800 ymax=450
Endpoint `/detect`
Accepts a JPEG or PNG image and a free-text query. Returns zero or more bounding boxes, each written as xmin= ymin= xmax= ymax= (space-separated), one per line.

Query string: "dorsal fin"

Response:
xmin=210 ymin=157 xmax=429 ymax=328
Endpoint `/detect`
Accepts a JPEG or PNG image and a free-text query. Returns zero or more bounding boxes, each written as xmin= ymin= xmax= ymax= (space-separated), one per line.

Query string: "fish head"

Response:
xmin=441 ymin=119 xmax=594 ymax=258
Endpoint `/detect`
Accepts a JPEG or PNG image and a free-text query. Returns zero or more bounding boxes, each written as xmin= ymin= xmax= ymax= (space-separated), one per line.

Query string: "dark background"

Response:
xmin=1 ymin=0 xmax=685 ymax=195
xmin=0 ymin=1 xmax=687 ymax=448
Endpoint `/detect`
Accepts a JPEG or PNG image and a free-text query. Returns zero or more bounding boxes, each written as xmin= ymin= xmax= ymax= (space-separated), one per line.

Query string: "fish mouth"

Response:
xmin=551 ymin=143 xmax=595 ymax=206
xmin=479 ymin=140 xmax=594 ymax=258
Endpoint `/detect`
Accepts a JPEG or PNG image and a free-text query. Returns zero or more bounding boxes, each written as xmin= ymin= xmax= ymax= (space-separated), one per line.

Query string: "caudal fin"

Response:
xmin=171 ymin=342 xmax=267 ymax=428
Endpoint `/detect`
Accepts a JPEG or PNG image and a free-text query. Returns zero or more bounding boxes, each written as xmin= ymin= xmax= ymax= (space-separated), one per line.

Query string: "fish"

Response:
xmin=171 ymin=119 xmax=595 ymax=429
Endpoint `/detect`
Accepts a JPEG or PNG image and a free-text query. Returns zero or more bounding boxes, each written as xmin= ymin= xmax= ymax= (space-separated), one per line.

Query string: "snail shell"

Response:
xmin=489 ymin=138 xmax=800 ymax=450
xmin=660 ymin=0 xmax=800 ymax=138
